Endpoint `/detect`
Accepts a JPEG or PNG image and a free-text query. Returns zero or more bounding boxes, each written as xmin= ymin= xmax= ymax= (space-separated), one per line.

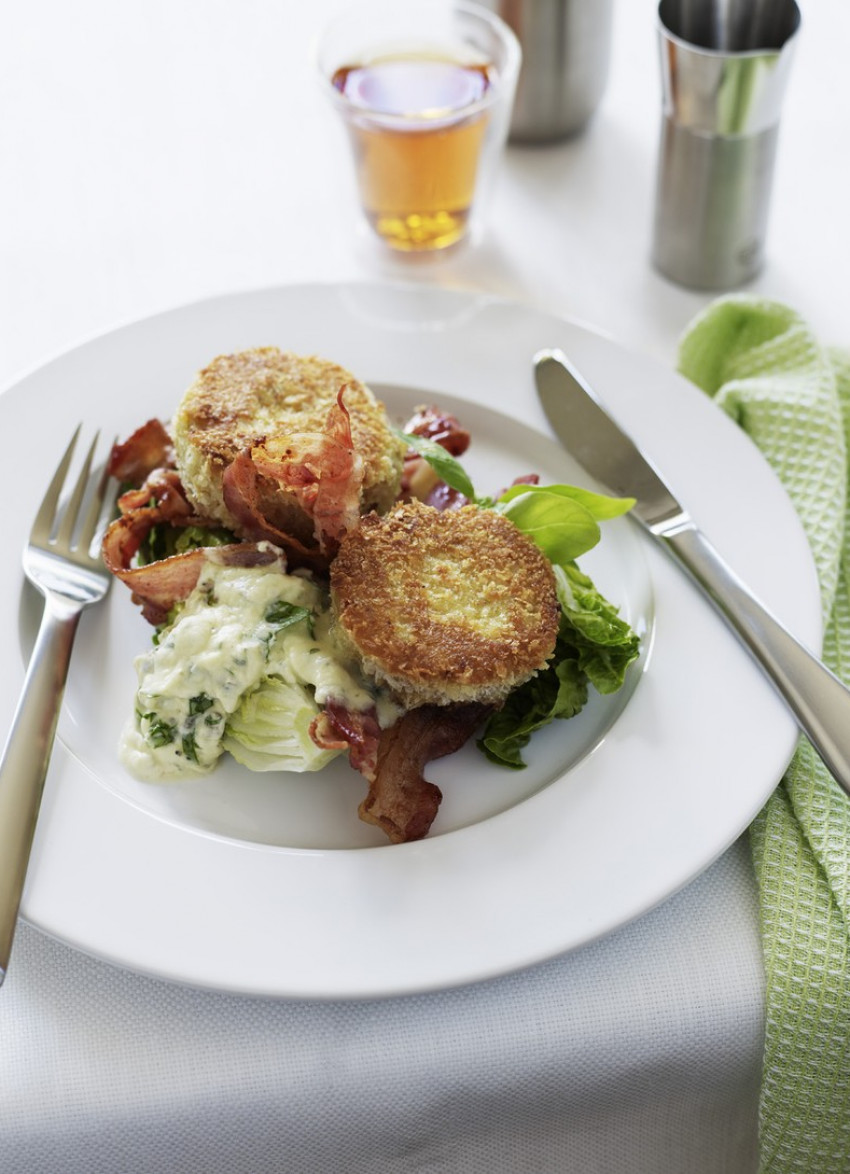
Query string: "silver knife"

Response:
xmin=535 ymin=346 xmax=850 ymax=797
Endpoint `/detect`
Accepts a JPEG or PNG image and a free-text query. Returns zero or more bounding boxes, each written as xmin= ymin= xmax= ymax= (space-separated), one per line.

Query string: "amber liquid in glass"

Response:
xmin=332 ymin=55 xmax=494 ymax=251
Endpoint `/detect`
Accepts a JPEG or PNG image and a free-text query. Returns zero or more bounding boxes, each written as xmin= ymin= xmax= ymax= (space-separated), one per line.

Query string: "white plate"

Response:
xmin=3 ymin=282 xmax=819 ymax=997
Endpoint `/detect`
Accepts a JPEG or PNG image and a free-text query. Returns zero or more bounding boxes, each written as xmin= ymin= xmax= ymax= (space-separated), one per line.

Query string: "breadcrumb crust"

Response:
xmin=330 ymin=500 xmax=561 ymax=707
xmin=172 ymin=347 xmax=406 ymax=536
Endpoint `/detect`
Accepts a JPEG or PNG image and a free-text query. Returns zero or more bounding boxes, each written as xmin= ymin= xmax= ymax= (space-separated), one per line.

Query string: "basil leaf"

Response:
xmin=497 ymin=490 xmax=602 ymax=563
xmin=497 ymin=482 xmax=635 ymax=520
xmin=396 ymin=429 xmax=477 ymax=502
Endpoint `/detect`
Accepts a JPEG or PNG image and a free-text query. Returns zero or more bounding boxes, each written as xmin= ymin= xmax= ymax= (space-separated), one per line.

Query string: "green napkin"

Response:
xmin=677 ymin=297 xmax=850 ymax=1173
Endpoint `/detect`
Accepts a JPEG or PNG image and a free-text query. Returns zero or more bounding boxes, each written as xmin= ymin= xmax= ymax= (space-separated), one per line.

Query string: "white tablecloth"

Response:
xmin=0 ymin=1 xmax=846 ymax=1170
xmin=2 ymin=842 xmax=763 ymax=1174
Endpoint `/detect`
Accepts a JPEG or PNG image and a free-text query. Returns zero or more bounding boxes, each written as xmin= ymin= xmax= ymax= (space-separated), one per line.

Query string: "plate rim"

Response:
xmin=1 ymin=280 xmax=819 ymax=997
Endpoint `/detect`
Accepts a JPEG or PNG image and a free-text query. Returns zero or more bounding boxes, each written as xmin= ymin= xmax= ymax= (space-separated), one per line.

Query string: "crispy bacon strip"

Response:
xmin=102 ymin=469 xmax=209 ymax=605
xmin=310 ymin=701 xmax=382 ymax=781
xmin=363 ymin=704 xmax=492 ymax=843
xmin=103 ymin=540 xmax=208 ymax=624
xmin=102 ymin=466 xmax=281 ymax=624
xmin=315 ymin=702 xmax=491 ymax=843
xmin=222 ymin=453 xmax=329 ymax=571
xmin=116 ymin=468 xmax=197 ymax=520
xmin=103 ymin=515 xmax=279 ymax=624
xmin=239 ymin=388 xmax=365 ymax=555
xmin=108 ymin=419 xmax=175 ymax=484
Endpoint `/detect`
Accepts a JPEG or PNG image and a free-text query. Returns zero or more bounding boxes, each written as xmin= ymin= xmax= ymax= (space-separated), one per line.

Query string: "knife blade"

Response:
xmin=535 ymin=346 xmax=850 ymax=798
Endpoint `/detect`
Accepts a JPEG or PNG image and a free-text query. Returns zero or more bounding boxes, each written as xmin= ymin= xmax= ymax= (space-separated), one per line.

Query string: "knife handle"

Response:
xmin=662 ymin=521 xmax=850 ymax=796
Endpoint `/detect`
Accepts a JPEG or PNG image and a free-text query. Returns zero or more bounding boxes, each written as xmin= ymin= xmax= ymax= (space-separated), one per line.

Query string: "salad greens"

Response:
xmin=401 ymin=430 xmax=641 ymax=768
xmin=394 ymin=429 xmax=479 ymax=502
xmin=139 ymin=521 xmax=235 ymax=566
xmin=129 ymin=431 xmax=640 ymax=782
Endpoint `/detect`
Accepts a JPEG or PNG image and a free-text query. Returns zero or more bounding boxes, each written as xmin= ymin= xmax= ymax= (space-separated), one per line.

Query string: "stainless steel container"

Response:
xmin=482 ymin=0 xmax=614 ymax=142
xmin=651 ymin=0 xmax=801 ymax=289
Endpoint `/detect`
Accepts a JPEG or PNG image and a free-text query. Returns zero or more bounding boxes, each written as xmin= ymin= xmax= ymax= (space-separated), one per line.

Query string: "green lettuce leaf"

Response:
xmin=496 ymin=481 xmax=635 ymax=519
xmin=495 ymin=484 xmax=635 ymax=564
xmin=222 ymin=678 xmax=340 ymax=773
xmin=496 ymin=490 xmax=601 ymax=563
xmin=478 ymin=562 xmax=641 ymax=769
xmin=139 ymin=522 xmax=236 ymax=566
xmin=554 ymin=562 xmax=641 ymax=694
xmin=477 ymin=640 xmax=587 ymax=768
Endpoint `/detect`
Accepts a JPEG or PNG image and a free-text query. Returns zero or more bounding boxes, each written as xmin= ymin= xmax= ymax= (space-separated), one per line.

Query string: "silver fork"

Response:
xmin=0 ymin=427 xmax=116 ymax=984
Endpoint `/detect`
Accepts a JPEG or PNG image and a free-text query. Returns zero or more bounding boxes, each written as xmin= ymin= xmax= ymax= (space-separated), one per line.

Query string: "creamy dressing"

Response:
xmin=266 ymin=609 xmax=374 ymax=711
xmin=120 ymin=560 xmax=395 ymax=782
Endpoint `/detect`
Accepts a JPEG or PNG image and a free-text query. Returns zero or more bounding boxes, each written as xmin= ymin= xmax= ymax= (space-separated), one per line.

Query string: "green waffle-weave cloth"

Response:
xmin=677 ymin=297 xmax=850 ymax=1172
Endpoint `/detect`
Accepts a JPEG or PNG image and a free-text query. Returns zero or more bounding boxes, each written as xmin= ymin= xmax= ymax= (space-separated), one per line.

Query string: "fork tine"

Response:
xmin=54 ymin=429 xmax=99 ymax=552
xmin=76 ymin=438 xmax=117 ymax=555
xmin=30 ymin=425 xmax=82 ymax=547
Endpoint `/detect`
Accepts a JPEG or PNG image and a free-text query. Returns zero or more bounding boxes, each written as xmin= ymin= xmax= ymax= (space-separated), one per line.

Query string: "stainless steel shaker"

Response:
xmin=652 ymin=0 xmax=801 ymax=290
xmin=481 ymin=0 xmax=614 ymax=142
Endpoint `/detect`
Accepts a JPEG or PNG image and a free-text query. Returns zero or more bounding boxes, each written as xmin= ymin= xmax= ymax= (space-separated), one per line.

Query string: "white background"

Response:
xmin=0 ymin=1 xmax=846 ymax=1171
xmin=1 ymin=0 xmax=846 ymax=390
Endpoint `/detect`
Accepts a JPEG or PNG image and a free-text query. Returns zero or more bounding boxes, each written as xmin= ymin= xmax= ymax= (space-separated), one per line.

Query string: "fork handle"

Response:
xmin=661 ymin=521 xmax=850 ymax=796
xmin=0 ymin=594 xmax=81 ymax=983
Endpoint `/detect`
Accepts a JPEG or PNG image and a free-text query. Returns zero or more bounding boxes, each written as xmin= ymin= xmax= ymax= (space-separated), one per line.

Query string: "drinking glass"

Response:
xmin=316 ymin=0 xmax=521 ymax=252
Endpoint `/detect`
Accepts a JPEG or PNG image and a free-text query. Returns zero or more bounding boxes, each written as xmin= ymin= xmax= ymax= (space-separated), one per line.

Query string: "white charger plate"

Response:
xmin=3 ymin=282 xmax=819 ymax=997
